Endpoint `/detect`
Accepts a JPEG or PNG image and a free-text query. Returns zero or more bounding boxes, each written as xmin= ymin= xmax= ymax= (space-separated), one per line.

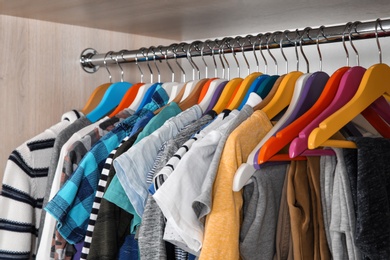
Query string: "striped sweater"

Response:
xmin=0 ymin=111 xmax=79 ymax=259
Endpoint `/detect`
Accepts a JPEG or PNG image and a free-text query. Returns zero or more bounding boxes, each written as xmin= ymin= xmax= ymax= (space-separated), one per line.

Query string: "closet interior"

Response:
xmin=1 ymin=1 xmax=390 ymax=259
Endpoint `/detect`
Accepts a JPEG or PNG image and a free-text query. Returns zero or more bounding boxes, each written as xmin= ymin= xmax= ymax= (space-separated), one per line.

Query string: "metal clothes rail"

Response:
xmin=80 ymin=18 xmax=390 ymax=73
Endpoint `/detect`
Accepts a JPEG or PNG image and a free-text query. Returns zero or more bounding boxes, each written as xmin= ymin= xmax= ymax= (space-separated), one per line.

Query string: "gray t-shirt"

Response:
xmin=240 ymin=164 xmax=287 ymax=260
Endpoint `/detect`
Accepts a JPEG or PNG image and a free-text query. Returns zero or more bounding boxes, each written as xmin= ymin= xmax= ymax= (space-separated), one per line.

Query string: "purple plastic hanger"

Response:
xmin=253 ymin=71 xmax=328 ymax=169
xmin=273 ymin=72 xmax=329 ymax=134
xmin=205 ymin=80 xmax=228 ymax=113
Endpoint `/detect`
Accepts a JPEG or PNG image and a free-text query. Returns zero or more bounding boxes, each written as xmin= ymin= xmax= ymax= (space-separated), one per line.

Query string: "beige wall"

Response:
xmin=0 ymin=15 xmax=173 ymax=184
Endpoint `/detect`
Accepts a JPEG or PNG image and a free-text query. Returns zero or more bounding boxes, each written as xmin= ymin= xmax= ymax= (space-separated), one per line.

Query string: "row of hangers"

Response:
xmin=80 ymin=18 xmax=390 ymax=192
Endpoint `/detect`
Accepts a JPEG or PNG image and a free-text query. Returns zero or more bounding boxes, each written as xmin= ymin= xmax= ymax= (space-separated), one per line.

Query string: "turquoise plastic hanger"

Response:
xmin=238 ymin=74 xmax=269 ymax=109
xmin=87 ymin=52 xmax=132 ymax=122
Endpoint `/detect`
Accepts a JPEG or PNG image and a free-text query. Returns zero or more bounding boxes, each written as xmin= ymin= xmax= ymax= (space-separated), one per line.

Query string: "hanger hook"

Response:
xmin=188 ymin=41 xmax=201 ymax=80
xmin=349 ymin=21 xmax=361 ymax=66
xmin=299 ymin=27 xmax=311 ymax=73
xmin=316 ymin=26 xmax=326 ymax=71
xmin=135 ymin=49 xmax=144 ymax=83
xmin=206 ymin=40 xmax=218 ymax=78
xmin=227 ymin=37 xmax=240 ymax=77
xmin=172 ymin=43 xmax=186 ymax=82
xmin=293 ymin=29 xmax=301 ymax=71
xmin=181 ymin=42 xmax=194 ymax=80
xmin=342 ymin=22 xmax=353 ymax=67
xmin=112 ymin=51 xmax=125 ymax=82
xmin=247 ymin=35 xmax=259 ymax=72
xmin=237 ymin=36 xmax=250 ymax=76
xmin=375 ymin=18 xmax=385 ymax=64
xmin=158 ymin=45 xmax=174 ymax=82
xmin=280 ymin=30 xmax=290 ymax=73
xmin=142 ymin=47 xmax=153 ymax=83
xmin=103 ymin=51 xmax=113 ymax=83
xmin=195 ymin=41 xmax=208 ymax=78
xmin=220 ymin=38 xmax=230 ymax=79
xmin=257 ymin=34 xmax=268 ymax=74
xmin=266 ymin=32 xmax=278 ymax=74
xmin=214 ymin=39 xmax=225 ymax=79
xmin=149 ymin=46 xmax=161 ymax=82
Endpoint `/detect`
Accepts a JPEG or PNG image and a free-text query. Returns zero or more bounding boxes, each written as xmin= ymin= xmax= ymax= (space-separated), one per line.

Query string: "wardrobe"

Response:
xmin=1 ymin=1 xmax=390 ymax=260
xmin=0 ymin=1 xmax=389 ymax=184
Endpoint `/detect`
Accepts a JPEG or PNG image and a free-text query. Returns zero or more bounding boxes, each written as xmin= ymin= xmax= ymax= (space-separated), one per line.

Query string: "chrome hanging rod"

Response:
xmin=80 ymin=18 xmax=390 ymax=73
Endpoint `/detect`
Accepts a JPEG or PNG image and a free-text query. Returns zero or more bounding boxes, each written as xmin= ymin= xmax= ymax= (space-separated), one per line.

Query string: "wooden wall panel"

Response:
xmin=0 ymin=15 xmax=173 ymax=184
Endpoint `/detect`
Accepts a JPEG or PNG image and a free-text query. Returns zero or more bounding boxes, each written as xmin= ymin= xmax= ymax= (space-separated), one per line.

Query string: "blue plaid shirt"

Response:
xmin=45 ymin=85 xmax=168 ymax=244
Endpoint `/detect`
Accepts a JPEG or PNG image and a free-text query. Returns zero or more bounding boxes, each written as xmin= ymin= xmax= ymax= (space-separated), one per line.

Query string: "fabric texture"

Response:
xmin=192 ymin=105 xmax=253 ymax=221
xmin=306 ymin=157 xmax=332 ymax=260
xmin=45 ymin=86 xmax=168 ymax=244
xmin=118 ymin=234 xmax=139 ymax=260
xmin=199 ymin=110 xmax=273 ymax=259
xmin=287 ymin=158 xmax=331 ymax=260
xmin=128 ymin=111 xmax=154 ymax=137
xmin=0 ymin=111 xmax=80 ymax=259
xmin=273 ymin=165 xmax=294 ymax=260
xmin=62 ymin=108 xmax=134 ymax=181
xmin=320 ymin=153 xmax=337 ymax=255
xmin=135 ymin=102 xmax=182 ymax=143
xmin=328 ymin=149 xmax=360 ymax=260
xmin=345 ymin=137 xmax=390 ymax=259
xmin=287 ymin=160 xmax=313 ymax=260
xmin=240 ymin=164 xmax=287 ymax=260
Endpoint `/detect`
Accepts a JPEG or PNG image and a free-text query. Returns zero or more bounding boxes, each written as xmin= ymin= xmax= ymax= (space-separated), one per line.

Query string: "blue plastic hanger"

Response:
xmin=87 ymin=52 xmax=132 ymax=122
xmin=135 ymin=83 xmax=160 ymax=112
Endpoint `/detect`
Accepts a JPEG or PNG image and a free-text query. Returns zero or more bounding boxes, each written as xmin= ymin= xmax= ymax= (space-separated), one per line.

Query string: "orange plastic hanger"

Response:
xmin=226 ymin=72 xmax=261 ymax=110
xmin=108 ymin=82 xmax=144 ymax=117
xmin=262 ymin=71 xmax=302 ymax=119
xmin=258 ymin=67 xmax=349 ymax=163
xmin=198 ymin=78 xmax=227 ymax=112
xmin=81 ymin=83 xmax=111 ymax=114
